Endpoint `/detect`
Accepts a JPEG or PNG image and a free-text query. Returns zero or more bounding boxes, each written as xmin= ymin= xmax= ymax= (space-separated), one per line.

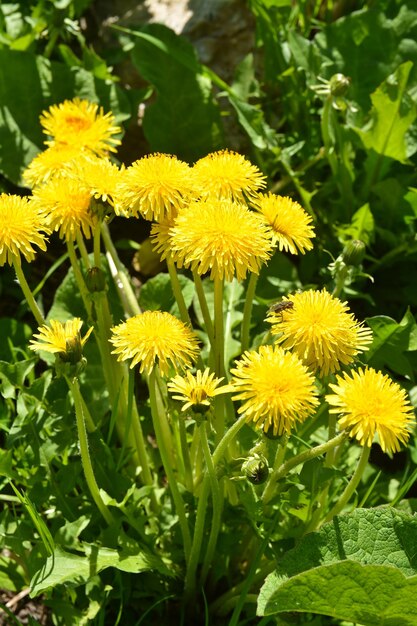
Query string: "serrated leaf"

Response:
xmin=258 ymin=561 xmax=417 ymax=624
xmin=354 ymin=62 xmax=417 ymax=163
xmin=335 ymin=203 xmax=375 ymax=245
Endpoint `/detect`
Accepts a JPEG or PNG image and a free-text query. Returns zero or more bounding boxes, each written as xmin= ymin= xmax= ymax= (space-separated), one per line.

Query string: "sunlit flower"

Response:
xmin=0 ymin=194 xmax=49 ymax=266
xmin=23 ymin=144 xmax=87 ymax=188
xmin=168 ymin=368 xmax=233 ymax=412
xmin=253 ymin=193 xmax=315 ymax=254
xmin=69 ymin=155 xmax=124 ymax=205
xmin=110 ymin=311 xmax=200 ymax=376
xmin=230 ymin=345 xmax=319 ymax=436
xmin=40 ymin=98 xmax=121 ymax=155
xmin=192 ymin=150 xmax=266 ymax=202
xmin=116 ymin=153 xmax=194 ymax=221
xmin=29 ymin=318 xmax=93 ymax=363
xmin=170 ymin=198 xmax=273 ymax=281
xmin=267 ymin=289 xmax=373 ymax=376
xmin=326 ymin=367 xmax=415 ymax=453
xmin=150 ymin=216 xmax=178 ymax=263
xmin=30 ymin=177 xmax=96 ymax=240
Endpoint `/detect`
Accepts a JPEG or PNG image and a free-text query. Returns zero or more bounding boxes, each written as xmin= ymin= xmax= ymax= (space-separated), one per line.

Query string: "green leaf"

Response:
xmin=31 ymin=543 xmax=171 ymax=596
xmin=335 ymin=203 xmax=375 ymax=245
xmin=354 ymin=62 xmax=417 ymax=163
xmin=258 ymin=561 xmax=417 ymax=624
xmin=365 ymin=310 xmax=417 ymax=376
xmin=258 ymin=507 xmax=417 ymax=623
xmin=129 ymin=24 xmax=222 ymax=161
xmin=139 ymin=272 xmax=195 ymax=318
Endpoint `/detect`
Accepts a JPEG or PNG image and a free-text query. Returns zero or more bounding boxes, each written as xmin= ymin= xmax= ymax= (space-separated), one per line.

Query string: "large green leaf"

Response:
xmin=354 ymin=62 xmax=417 ymax=163
xmin=364 ymin=310 xmax=417 ymax=377
xmin=258 ymin=507 xmax=417 ymax=623
xmin=0 ymin=49 xmax=130 ymax=184
xmin=129 ymin=24 xmax=223 ymax=161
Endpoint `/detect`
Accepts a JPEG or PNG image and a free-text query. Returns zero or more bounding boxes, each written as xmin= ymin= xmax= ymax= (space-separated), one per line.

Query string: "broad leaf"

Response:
xmin=129 ymin=24 xmax=223 ymax=161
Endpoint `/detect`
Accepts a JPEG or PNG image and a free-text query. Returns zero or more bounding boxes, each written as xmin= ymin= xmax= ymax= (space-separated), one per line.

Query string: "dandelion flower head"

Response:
xmin=230 ymin=345 xmax=319 ymax=436
xmin=69 ymin=155 xmax=124 ymax=206
xmin=0 ymin=194 xmax=49 ymax=266
xmin=192 ymin=150 xmax=266 ymax=202
xmin=110 ymin=311 xmax=200 ymax=376
xmin=168 ymin=368 xmax=233 ymax=412
xmin=267 ymin=289 xmax=373 ymax=376
xmin=31 ymin=177 xmax=96 ymax=241
xmin=116 ymin=153 xmax=194 ymax=222
xmin=30 ymin=318 xmax=93 ymax=359
xmin=326 ymin=367 xmax=415 ymax=454
xmin=40 ymin=98 xmax=121 ymax=155
xmin=23 ymin=144 xmax=87 ymax=188
xmin=169 ymin=198 xmax=273 ymax=281
xmin=253 ymin=193 xmax=315 ymax=254
xmin=150 ymin=216 xmax=179 ymax=264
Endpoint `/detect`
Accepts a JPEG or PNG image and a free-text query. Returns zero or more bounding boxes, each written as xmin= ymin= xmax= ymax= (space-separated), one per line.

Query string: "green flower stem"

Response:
xmin=332 ymin=263 xmax=349 ymax=299
xmin=192 ymin=271 xmax=214 ymax=347
xmin=185 ymin=414 xmax=247 ymax=596
xmin=240 ymin=273 xmax=258 ymax=353
xmin=67 ymin=377 xmax=115 ymax=525
xmin=13 ymin=262 xmax=45 ymax=327
xmin=66 ymin=240 xmax=92 ymax=318
xmin=167 ymin=259 xmax=191 ymax=325
xmin=200 ymin=421 xmax=223 ymax=584
xmin=93 ymin=222 xmax=101 ymax=268
xmin=100 ymin=222 xmax=141 ymax=317
xmin=262 ymin=431 xmax=349 ymax=504
xmin=178 ymin=417 xmax=194 ymax=493
xmin=271 ymin=433 xmax=289 ymax=471
xmin=322 ymin=444 xmax=370 ymax=525
xmin=210 ymin=561 xmax=276 ymax=615
xmin=148 ymin=369 xmax=191 ymax=561
xmin=213 ymin=277 xmax=225 ymax=378
xmin=324 ymin=411 xmax=337 ymax=467
xmin=75 ymin=232 xmax=91 ymax=270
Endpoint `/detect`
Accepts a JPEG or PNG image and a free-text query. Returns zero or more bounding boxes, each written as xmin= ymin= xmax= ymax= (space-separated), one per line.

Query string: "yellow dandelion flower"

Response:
xmin=116 ymin=153 xmax=194 ymax=221
xmin=150 ymin=216 xmax=178 ymax=263
xmin=0 ymin=194 xmax=49 ymax=266
xmin=168 ymin=368 xmax=233 ymax=412
xmin=29 ymin=318 xmax=93 ymax=363
xmin=230 ymin=345 xmax=319 ymax=436
xmin=40 ymin=98 xmax=121 ymax=155
xmin=192 ymin=150 xmax=266 ymax=202
xmin=326 ymin=367 xmax=415 ymax=454
xmin=31 ymin=177 xmax=96 ymax=241
xmin=110 ymin=311 xmax=200 ymax=376
xmin=170 ymin=198 xmax=273 ymax=281
xmin=69 ymin=155 xmax=124 ymax=205
xmin=267 ymin=289 xmax=373 ymax=376
xmin=23 ymin=144 xmax=87 ymax=188
xmin=253 ymin=193 xmax=315 ymax=254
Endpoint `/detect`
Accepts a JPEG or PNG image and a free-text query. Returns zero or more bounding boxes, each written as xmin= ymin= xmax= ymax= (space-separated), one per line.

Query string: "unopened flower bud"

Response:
xmin=86 ymin=267 xmax=106 ymax=293
xmin=342 ymin=239 xmax=366 ymax=267
xmin=242 ymin=454 xmax=269 ymax=485
xmin=329 ymin=73 xmax=351 ymax=97
xmin=59 ymin=333 xmax=83 ymax=364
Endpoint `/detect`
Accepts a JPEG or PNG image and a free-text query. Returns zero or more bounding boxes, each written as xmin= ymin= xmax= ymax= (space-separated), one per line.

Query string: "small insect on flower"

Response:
xmin=268 ymin=300 xmax=294 ymax=315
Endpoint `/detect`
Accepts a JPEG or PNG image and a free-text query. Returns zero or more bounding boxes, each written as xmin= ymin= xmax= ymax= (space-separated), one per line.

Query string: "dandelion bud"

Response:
xmin=342 ymin=239 xmax=366 ymax=267
xmin=60 ymin=333 xmax=83 ymax=364
xmin=242 ymin=454 xmax=269 ymax=485
xmin=329 ymin=73 xmax=351 ymax=97
xmin=86 ymin=266 xmax=106 ymax=293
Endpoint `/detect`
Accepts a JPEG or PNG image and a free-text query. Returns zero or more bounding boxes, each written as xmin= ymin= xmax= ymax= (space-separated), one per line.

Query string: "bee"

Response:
xmin=268 ymin=300 xmax=294 ymax=315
